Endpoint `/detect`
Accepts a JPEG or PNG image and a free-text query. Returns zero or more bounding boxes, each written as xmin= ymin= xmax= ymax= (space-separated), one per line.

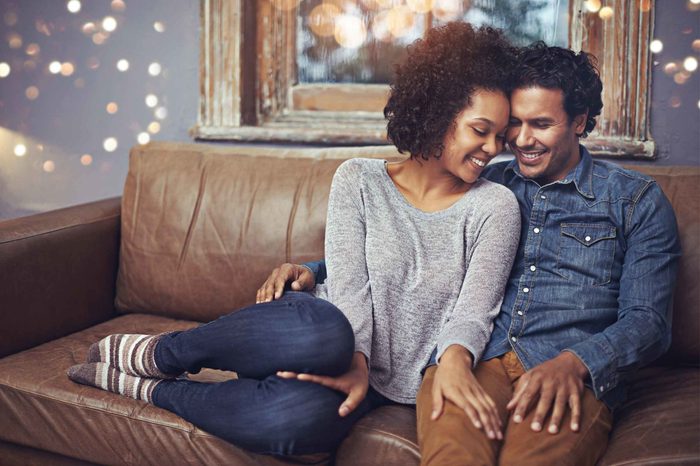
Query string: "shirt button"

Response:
xmin=540 ymin=195 xmax=546 ymax=200
xmin=533 ymin=227 xmax=541 ymax=234
xmin=517 ymin=310 xmax=523 ymax=316
xmin=523 ymin=287 xmax=530 ymax=293
xmin=530 ymin=265 xmax=536 ymax=272
xmin=585 ymin=235 xmax=592 ymax=242
xmin=599 ymin=385 xmax=605 ymax=392
xmin=511 ymin=336 xmax=517 ymax=342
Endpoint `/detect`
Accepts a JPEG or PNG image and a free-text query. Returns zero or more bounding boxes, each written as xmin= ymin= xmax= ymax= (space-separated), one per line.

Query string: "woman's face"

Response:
xmin=439 ymin=90 xmax=510 ymax=184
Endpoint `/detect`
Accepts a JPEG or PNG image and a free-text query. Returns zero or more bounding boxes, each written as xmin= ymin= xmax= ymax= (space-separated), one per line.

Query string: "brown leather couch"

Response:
xmin=0 ymin=141 xmax=698 ymax=466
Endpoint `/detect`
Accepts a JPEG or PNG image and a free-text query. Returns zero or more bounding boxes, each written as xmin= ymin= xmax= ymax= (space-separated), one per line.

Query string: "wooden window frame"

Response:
xmin=193 ymin=0 xmax=656 ymax=158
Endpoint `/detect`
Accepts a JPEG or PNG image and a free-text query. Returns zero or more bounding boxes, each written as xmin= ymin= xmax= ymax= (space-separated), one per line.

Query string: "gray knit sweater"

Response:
xmin=322 ymin=158 xmax=520 ymax=403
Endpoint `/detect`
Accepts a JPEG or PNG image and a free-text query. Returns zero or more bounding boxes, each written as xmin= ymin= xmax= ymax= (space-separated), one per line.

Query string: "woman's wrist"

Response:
xmin=439 ymin=344 xmax=474 ymax=368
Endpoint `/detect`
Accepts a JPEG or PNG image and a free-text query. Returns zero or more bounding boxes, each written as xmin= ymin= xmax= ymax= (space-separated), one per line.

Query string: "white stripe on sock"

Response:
xmin=100 ymin=364 xmax=109 ymax=390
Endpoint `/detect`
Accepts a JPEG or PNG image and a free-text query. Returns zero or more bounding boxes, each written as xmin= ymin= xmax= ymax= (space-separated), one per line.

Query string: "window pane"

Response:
xmin=296 ymin=0 xmax=569 ymax=85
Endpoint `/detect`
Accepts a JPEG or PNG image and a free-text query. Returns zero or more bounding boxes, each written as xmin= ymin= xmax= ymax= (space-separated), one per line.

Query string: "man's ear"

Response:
xmin=574 ymin=112 xmax=588 ymax=137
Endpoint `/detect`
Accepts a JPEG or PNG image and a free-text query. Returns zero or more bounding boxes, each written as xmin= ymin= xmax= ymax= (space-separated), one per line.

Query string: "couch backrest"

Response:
xmin=115 ymin=142 xmax=699 ymax=365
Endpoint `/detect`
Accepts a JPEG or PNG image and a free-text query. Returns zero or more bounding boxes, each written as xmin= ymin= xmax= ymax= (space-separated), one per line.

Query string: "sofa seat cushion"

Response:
xmin=600 ymin=366 xmax=700 ymax=465
xmin=0 ymin=314 xmax=326 ymax=466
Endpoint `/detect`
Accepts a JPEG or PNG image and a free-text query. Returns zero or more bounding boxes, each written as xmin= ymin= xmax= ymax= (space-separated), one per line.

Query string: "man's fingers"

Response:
xmin=296 ymin=373 xmax=339 ymax=390
xmin=276 ymin=371 xmax=299 ymax=379
xmin=530 ymin=387 xmax=554 ymax=432
xmin=507 ymin=377 xmax=529 ymax=411
xmin=547 ymin=390 xmax=568 ymax=434
xmin=569 ymin=392 xmax=581 ymax=432
xmin=339 ymin=387 xmax=364 ymax=417
xmin=431 ymin=386 xmax=444 ymax=420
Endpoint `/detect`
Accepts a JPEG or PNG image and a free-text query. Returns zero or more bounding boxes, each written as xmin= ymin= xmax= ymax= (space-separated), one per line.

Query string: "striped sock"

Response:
xmin=67 ymin=362 xmax=160 ymax=403
xmin=87 ymin=334 xmax=177 ymax=378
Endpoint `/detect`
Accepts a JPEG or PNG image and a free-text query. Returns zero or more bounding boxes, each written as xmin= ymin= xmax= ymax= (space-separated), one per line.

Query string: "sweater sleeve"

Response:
xmin=325 ymin=160 xmax=373 ymax=360
xmin=436 ymin=186 xmax=521 ymax=366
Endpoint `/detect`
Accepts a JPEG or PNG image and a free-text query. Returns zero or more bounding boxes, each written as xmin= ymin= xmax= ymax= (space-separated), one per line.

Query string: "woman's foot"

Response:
xmin=87 ymin=334 xmax=178 ymax=378
xmin=67 ymin=362 xmax=160 ymax=403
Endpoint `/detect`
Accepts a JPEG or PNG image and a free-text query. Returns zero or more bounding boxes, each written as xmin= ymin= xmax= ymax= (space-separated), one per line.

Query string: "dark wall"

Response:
xmin=0 ymin=1 xmax=697 ymax=220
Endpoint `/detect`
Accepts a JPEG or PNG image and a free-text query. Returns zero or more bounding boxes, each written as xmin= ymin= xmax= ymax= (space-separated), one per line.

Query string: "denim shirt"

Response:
xmin=308 ymin=146 xmax=680 ymax=410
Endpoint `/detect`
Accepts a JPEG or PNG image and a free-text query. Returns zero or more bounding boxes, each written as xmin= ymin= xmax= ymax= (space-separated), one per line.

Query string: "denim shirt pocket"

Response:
xmin=555 ymin=223 xmax=617 ymax=286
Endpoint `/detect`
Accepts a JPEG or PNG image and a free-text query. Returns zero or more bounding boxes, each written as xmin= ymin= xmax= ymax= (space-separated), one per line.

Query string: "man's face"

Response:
xmin=507 ymin=87 xmax=587 ymax=184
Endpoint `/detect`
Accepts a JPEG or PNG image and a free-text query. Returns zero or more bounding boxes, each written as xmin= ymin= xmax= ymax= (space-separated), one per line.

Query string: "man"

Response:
xmin=257 ymin=43 xmax=680 ymax=465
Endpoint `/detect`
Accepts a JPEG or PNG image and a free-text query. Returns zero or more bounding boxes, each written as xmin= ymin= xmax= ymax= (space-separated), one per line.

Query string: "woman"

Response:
xmin=68 ymin=22 xmax=520 ymax=457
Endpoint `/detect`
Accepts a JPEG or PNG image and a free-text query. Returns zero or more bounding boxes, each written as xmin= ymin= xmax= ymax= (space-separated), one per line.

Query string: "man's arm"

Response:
xmin=509 ymin=182 xmax=681 ymax=433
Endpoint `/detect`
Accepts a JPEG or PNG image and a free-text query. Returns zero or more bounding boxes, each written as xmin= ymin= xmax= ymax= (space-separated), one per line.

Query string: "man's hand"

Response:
xmin=507 ymin=351 xmax=589 ymax=434
xmin=277 ymin=352 xmax=369 ymax=417
xmin=256 ymin=263 xmax=315 ymax=303
xmin=431 ymin=345 xmax=502 ymax=440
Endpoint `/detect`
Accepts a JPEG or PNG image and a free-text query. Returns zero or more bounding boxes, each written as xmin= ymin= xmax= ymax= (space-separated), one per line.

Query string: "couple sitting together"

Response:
xmin=68 ymin=21 xmax=680 ymax=466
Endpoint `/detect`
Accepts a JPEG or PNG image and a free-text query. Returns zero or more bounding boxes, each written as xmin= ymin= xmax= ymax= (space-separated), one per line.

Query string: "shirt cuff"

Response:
xmin=564 ymin=335 xmax=619 ymax=400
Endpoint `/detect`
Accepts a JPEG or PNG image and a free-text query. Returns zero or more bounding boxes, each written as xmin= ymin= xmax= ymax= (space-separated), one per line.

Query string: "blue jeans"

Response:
xmin=151 ymin=292 xmax=393 ymax=456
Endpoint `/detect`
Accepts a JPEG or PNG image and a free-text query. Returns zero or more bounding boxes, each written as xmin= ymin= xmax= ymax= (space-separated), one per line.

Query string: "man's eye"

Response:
xmin=496 ymin=134 xmax=506 ymax=141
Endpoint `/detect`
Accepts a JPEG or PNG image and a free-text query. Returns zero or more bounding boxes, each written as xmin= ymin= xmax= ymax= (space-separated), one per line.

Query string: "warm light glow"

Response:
xmin=137 ymin=132 xmax=151 ymax=144
xmin=103 ymin=137 xmax=118 ymax=152
xmin=80 ymin=154 xmax=93 ymax=166
xmin=117 ymin=59 xmax=129 ymax=71
xmin=26 ymin=43 xmax=40 ymax=56
xmin=599 ymin=6 xmax=614 ymax=20
xmin=0 ymin=62 xmax=10 ymax=78
xmin=145 ymin=94 xmax=158 ymax=107
xmin=691 ymin=0 xmax=700 ymax=4
xmin=155 ymin=107 xmax=168 ymax=119
xmin=407 ymin=0 xmax=433 ymax=14
xmin=371 ymin=11 xmax=392 ymax=43
xmin=49 ymin=61 xmax=62 ymax=74
xmin=82 ymin=22 xmax=96 ymax=34
xmin=14 ymin=144 xmax=27 ymax=157
xmin=60 ymin=62 xmax=75 ymax=76
xmin=8 ymin=33 xmax=23 ymax=49
xmin=650 ymin=39 xmax=663 ymax=54
xmin=148 ymin=62 xmax=162 ymax=76
xmin=693 ymin=39 xmax=700 ymax=52
xmin=664 ymin=62 xmax=679 ymax=75
xmin=67 ymin=0 xmax=82 ymax=14
xmin=102 ymin=16 xmax=117 ymax=32
xmin=584 ymin=0 xmax=601 ymax=12
xmin=683 ymin=56 xmax=698 ymax=72
xmin=432 ymin=0 xmax=462 ymax=22
xmin=154 ymin=21 xmax=165 ymax=33
xmin=25 ymin=86 xmax=39 ymax=100
xmin=669 ymin=96 xmax=682 ymax=108
xmin=387 ymin=5 xmax=415 ymax=38
xmin=147 ymin=122 xmax=161 ymax=134
xmin=674 ymin=71 xmax=691 ymax=84
xmin=92 ymin=33 xmax=107 ymax=45
xmin=106 ymin=102 xmax=118 ymax=114
xmin=334 ymin=15 xmax=367 ymax=49
xmin=308 ymin=4 xmax=339 ymax=37
xmin=271 ymin=0 xmax=302 ymax=10
xmin=43 ymin=160 xmax=56 ymax=172
xmin=111 ymin=0 xmax=126 ymax=12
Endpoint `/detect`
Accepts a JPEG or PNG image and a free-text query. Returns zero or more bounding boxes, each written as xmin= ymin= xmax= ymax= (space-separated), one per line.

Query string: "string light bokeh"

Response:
xmin=0 ymin=0 xmax=198 ymax=219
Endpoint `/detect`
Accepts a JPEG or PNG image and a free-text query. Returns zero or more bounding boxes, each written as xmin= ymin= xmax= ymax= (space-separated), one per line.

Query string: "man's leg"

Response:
xmin=417 ymin=359 xmax=513 ymax=466
xmin=497 ymin=352 xmax=612 ymax=466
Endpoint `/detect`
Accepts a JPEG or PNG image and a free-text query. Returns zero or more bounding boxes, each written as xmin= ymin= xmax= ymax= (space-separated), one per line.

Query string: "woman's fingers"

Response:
xmin=275 ymin=370 xmax=298 ymax=379
xmin=431 ymin=384 xmax=445 ymax=420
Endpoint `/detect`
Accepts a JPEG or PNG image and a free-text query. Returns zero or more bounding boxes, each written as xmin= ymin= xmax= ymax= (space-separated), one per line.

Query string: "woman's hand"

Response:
xmin=277 ymin=352 xmax=369 ymax=417
xmin=432 ymin=345 xmax=503 ymax=440
xmin=256 ymin=263 xmax=315 ymax=303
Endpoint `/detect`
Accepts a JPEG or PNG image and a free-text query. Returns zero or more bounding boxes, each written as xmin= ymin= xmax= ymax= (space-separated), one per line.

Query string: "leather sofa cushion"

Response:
xmin=0 ymin=313 xmax=327 ymax=466
xmin=115 ymin=142 xmax=403 ymax=322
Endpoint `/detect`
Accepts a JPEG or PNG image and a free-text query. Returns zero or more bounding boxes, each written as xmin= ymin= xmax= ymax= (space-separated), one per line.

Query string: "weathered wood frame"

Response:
xmin=193 ymin=0 xmax=655 ymax=158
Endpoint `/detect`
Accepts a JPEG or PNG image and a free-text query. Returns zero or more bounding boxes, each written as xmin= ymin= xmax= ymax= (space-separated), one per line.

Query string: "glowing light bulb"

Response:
xmin=137 ymin=132 xmax=150 ymax=144
xmin=308 ymin=4 xmax=339 ymax=38
xmin=43 ymin=160 xmax=56 ymax=172
xmin=683 ymin=56 xmax=698 ymax=72
xmin=0 ymin=62 xmax=10 ymax=78
xmin=67 ymin=0 xmax=81 ymax=13
xmin=117 ymin=59 xmax=129 ymax=71
xmin=82 ymin=22 xmax=96 ymax=34
xmin=111 ymin=0 xmax=126 ymax=11
xmin=432 ymin=0 xmax=462 ymax=21
xmin=25 ymin=86 xmax=39 ymax=100
xmin=14 ymin=144 xmax=27 ymax=157
xmin=60 ymin=62 xmax=75 ymax=76
xmin=8 ymin=33 xmax=22 ymax=49
xmin=147 ymin=122 xmax=161 ymax=134
xmin=80 ymin=154 xmax=93 ymax=166
xmin=585 ymin=0 xmax=601 ymax=12
xmin=334 ymin=15 xmax=367 ymax=49
xmin=106 ymin=102 xmax=118 ymax=114
xmin=103 ymin=137 xmax=118 ymax=152
xmin=49 ymin=61 xmax=62 ymax=74
xmin=650 ymin=39 xmax=663 ymax=54
xmin=26 ymin=43 xmax=40 ymax=56
xmin=154 ymin=21 xmax=165 ymax=33
xmin=102 ymin=16 xmax=117 ymax=32
xmin=155 ymin=107 xmax=168 ymax=120
xmin=387 ymin=5 xmax=415 ymax=38
xmin=145 ymin=94 xmax=158 ymax=107
xmin=599 ymin=6 xmax=614 ymax=20
xmin=148 ymin=62 xmax=162 ymax=76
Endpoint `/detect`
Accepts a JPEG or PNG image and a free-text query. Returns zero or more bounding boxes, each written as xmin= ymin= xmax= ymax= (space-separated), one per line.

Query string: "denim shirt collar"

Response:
xmin=503 ymin=145 xmax=596 ymax=199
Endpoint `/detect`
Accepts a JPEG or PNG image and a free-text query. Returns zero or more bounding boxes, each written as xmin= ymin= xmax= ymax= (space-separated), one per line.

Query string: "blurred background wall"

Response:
xmin=0 ymin=0 xmax=697 ymax=220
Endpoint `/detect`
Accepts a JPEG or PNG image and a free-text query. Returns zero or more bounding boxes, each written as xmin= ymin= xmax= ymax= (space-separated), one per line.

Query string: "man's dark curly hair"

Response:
xmin=384 ymin=22 xmax=517 ymax=160
xmin=513 ymin=42 xmax=603 ymax=137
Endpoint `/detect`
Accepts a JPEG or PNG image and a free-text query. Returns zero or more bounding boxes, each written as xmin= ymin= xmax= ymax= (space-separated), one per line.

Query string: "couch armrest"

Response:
xmin=0 ymin=198 xmax=121 ymax=358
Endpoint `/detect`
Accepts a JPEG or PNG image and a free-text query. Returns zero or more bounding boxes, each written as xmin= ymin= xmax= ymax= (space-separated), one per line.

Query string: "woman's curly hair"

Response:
xmin=384 ymin=22 xmax=517 ymax=160
xmin=514 ymin=42 xmax=603 ymax=137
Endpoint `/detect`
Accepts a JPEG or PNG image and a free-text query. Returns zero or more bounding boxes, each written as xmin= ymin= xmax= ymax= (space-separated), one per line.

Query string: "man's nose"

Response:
xmin=515 ymin=126 xmax=534 ymax=148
